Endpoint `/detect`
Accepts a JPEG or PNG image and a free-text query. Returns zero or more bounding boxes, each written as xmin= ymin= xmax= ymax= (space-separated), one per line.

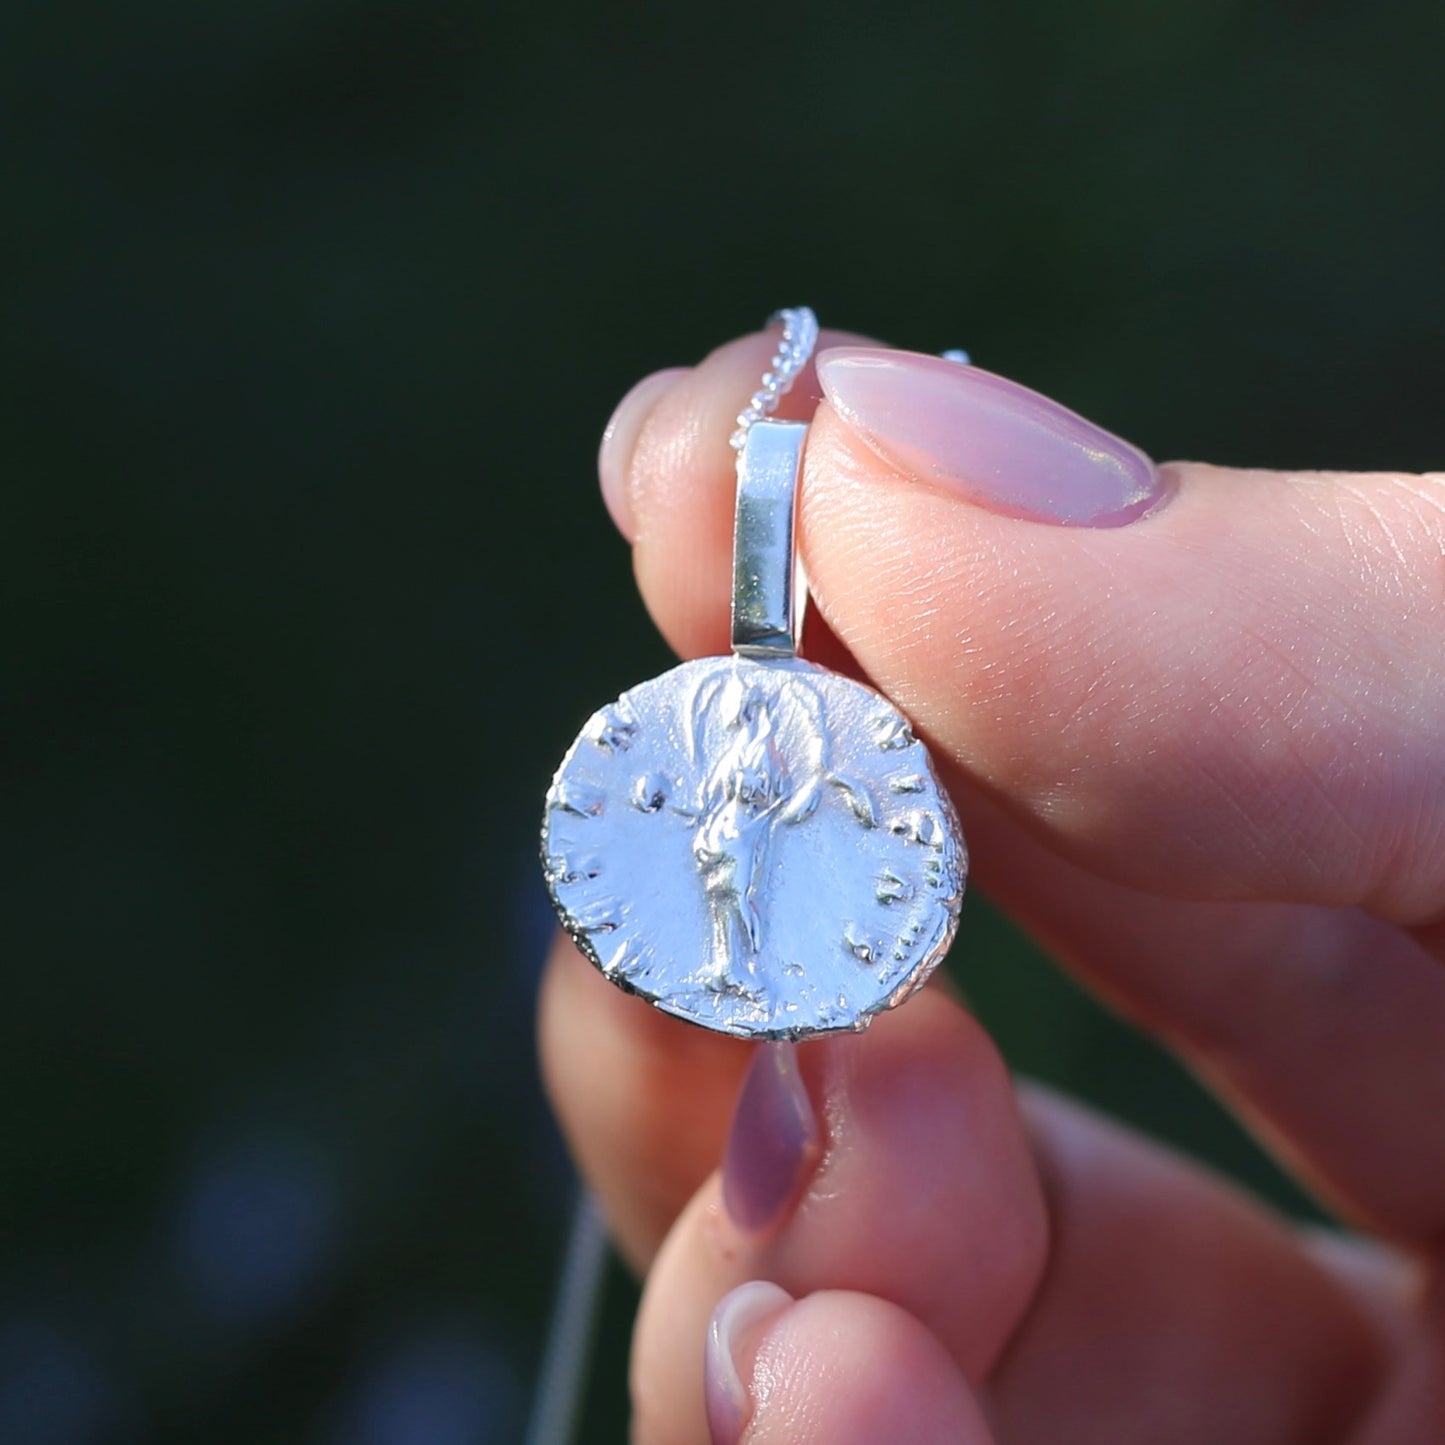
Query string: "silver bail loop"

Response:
xmin=730 ymin=419 xmax=807 ymax=659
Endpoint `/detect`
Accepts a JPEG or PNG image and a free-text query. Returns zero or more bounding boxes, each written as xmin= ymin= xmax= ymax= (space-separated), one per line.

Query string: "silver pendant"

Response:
xmin=542 ymin=313 xmax=966 ymax=1040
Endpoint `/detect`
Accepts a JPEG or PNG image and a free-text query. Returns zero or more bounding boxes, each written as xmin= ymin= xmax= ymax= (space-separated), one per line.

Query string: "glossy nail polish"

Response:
xmin=722 ymin=1041 xmax=821 ymax=1236
xmin=704 ymin=1280 xmax=793 ymax=1445
xmin=817 ymin=346 xmax=1162 ymax=526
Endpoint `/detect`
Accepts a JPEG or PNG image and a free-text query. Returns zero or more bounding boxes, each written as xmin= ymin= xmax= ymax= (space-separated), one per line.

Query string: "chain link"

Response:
xmin=728 ymin=307 xmax=820 ymax=453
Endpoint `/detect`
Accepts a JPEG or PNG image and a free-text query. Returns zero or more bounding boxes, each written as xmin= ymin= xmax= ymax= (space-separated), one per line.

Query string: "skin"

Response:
xmin=540 ymin=327 xmax=1445 ymax=1443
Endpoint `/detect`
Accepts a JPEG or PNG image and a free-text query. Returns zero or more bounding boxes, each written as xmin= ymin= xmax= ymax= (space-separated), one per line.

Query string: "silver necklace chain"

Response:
xmin=728 ymin=306 xmax=820 ymax=452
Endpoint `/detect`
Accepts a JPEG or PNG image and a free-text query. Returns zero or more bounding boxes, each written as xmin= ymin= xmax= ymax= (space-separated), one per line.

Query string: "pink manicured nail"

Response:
xmin=722 ymin=1042 xmax=821 ymax=1237
xmin=817 ymin=347 xmax=1161 ymax=526
xmin=597 ymin=367 xmax=687 ymax=540
xmin=705 ymin=1280 xmax=793 ymax=1445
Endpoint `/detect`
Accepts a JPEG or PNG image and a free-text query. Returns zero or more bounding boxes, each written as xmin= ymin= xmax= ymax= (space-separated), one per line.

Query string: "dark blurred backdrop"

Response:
xmin=4 ymin=2 xmax=1444 ymax=1440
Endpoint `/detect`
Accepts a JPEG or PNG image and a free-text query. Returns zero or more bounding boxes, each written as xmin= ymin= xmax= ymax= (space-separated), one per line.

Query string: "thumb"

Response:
xmin=605 ymin=331 xmax=1445 ymax=923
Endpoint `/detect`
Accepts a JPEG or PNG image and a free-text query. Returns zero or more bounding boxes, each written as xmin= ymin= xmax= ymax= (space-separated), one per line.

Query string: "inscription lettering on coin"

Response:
xmin=543 ymin=655 xmax=966 ymax=1040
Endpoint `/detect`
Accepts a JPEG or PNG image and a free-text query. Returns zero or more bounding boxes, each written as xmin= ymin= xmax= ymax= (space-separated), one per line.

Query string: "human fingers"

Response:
xmin=629 ymin=987 xmax=1048 ymax=1443
xmin=538 ymin=931 xmax=750 ymax=1271
xmin=608 ymin=331 xmax=1445 ymax=921
xmin=639 ymin=1075 xmax=1392 ymax=1445
xmin=538 ymin=917 xmax=963 ymax=1272
xmin=598 ymin=327 xmax=869 ymax=650
xmin=987 ymin=1086 xmax=1392 ymax=1445
xmin=959 ymin=781 xmax=1445 ymax=1248
xmin=701 ymin=1283 xmax=997 ymax=1445
xmin=543 ymin=698 xmax=1445 ymax=1263
xmin=598 ymin=329 xmax=1445 ymax=1245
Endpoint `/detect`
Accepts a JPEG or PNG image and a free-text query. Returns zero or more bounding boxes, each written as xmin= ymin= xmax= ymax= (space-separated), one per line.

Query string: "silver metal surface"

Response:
xmin=542 ymin=654 xmax=965 ymax=1039
xmin=731 ymin=420 xmax=806 ymax=658
xmin=729 ymin=307 xmax=819 ymax=451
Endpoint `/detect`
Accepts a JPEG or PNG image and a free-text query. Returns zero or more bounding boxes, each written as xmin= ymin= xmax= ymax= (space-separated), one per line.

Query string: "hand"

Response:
xmin=540 ymin=329 xmax=1445 ymax=1443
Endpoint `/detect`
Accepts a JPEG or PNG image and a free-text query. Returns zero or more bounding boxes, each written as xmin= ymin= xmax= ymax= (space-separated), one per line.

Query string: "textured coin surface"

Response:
xmin=541 ymin=655 xmax=966 ymax=1039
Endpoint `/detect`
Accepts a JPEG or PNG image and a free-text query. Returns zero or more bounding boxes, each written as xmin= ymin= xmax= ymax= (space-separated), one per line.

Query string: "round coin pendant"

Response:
xmin=543 ymin=654 xmax=964 ymax=1039
xmin=541 ymin=316 xmax=967 ymax=1040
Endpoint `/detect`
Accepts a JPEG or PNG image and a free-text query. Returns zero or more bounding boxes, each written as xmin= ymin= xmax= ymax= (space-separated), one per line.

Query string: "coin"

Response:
xmin=542 ymin=653 xmax=966 ymax=1039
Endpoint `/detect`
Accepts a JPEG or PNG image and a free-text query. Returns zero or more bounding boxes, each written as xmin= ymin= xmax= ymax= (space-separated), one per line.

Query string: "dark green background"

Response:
xmin=4 ymin=1 xmax=1442 ymax=1440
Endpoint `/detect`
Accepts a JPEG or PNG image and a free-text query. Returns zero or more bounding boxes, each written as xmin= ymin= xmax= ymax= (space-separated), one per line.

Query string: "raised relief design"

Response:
xmin=874 ymin=715 xmax=915 ymax=751
xmin=551 ymin=779 xmax=605 ymax=818
xmin=630 ymin=773 xmax=670 ymax=813
xmin=589 ymin=704 xmax=638 ymax=753
xmin=542 ymin=655 xmax=966 ymax=1040
xmin=843 ymin=925 xmax=880 ymax=964
xmin=680 ymin=670 xmax=882 ymax=995
xmin=875 ymin=869 xmax=912 ymax=905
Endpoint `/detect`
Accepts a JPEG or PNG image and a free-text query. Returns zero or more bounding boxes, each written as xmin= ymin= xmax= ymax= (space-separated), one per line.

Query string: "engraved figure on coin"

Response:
xmin=683 ymin=667 xmax=882 ymax=993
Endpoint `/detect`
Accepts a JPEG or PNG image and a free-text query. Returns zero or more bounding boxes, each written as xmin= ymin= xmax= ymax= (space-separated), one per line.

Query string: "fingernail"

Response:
xmin=817 ymin=346 xmax=1161 ymax=526
xmin=722 ymin=1041 xmax=821 ymax=1237
xmin=598 ymin=367 xmax=687 ymax=540
xmin=705 ymin=1280 xmax=793 ymax=1445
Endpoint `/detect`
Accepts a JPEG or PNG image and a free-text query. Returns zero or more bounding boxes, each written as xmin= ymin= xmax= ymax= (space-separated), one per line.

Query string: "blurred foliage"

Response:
xmin=2 ymin=0 xmax=1443 ymax=1439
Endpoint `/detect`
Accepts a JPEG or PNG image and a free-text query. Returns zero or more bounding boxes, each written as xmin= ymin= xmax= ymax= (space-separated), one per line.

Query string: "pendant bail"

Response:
xmin=730 ymin=419 xmax=808 ymax=659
